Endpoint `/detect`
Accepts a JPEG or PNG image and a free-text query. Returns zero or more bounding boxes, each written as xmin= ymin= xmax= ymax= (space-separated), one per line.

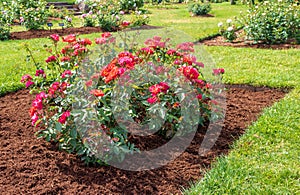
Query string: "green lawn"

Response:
xmin=184 ymin=88 xmax=300 ymax=194
xmin=10 ymin=2 xmax=247 ymax=39
xmin=0 ymin=2 xmax=299 ymax=194
xmin=147 ymin=3 xmax=247 ymax=40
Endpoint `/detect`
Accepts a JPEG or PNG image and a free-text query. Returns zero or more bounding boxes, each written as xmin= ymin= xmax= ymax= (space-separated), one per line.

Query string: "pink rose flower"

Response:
xmin=147 ymin=95 xmax=158 ymax=104
xmin=50 ymin=34 xmax=59 ymax=42
xmin=58 ymin=111 xmax=71 ymax=124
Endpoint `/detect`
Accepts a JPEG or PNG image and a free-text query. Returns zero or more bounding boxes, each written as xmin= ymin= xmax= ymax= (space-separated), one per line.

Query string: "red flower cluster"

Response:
xmin=58 ymin=111 xmax=71 ymax=124
xmin=95 ymin=32 xmax=115 ymax=45
xmin=166 ymin=49 xmax=181 ymax=56
xmin=45 ymin=55 xmax=57 ymax=63
xmin=50 ymin=34 xmax=59 ymax=42
xmin=144 ymin=36 xmax=169 ymax=49
xmin=118 ymin=51 xmax=135 ymax=69
xmin=47 ymin=34 xmax=91 ymax=59
xmin=178 ymin=66 xmax=200 ymax=80
xmin=176 ymin=42 xmax=195 ymax=53
xmin=48 ymin=81 xmax=68 ymax=97
xmin=100 ymin=51 xmax=138 ymax=83
xmin=35 ymin=69 xmax=46 ymax=78
xmin=20 ymin=74 xmax=34 ymax=88
xmin=61 ymin=70 xmax=72 ymax=78
xmin=212 ymin=68 xmax=225 ymax=75
xmin=90 ymin=89 xmax=105 ymax=97
xmin=79 ymin=38 xmax=92 ymax=46
xmin=140 ymin=47 xmax=154 ymax=55
xmin=60 ymin=56 xmax=71 ymax=62
xmin=183 ymin=54 xmax=197 ymax=65
xmin=62 ymin=34 xmax=76 ymax=43
xmin=30 ymin=92 xmax=47 ymax=126
xmin=147 ymin=82 xmax=170 ymax=104
xmin=121 ymin=21 xmax=131 ymax=27
xmin=100 ymin=61 xmax=120 ymax=84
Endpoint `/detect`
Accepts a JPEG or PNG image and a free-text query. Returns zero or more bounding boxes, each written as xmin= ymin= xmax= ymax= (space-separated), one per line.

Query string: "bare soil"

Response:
xmin=0 ymin=85 xmax=287 ymax=194
xmin=10 ymin=27 xmax=299 ymax=50
xmin=9 ymin=25 xmax=162 ymax=40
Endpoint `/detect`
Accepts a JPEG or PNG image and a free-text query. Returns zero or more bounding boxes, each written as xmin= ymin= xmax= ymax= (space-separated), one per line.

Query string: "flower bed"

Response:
xmin=0 ymin=85 xmax=287 ymax=193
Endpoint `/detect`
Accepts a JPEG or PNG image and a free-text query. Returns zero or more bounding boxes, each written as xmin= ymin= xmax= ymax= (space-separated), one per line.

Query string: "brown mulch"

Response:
xmin=9 ymin=25 xmax=162 ymax=40
xmin=9 ymin=26 xmax=300 ymax=50
xmin=0 ymin=85 xmax=287 ymax=194
xmin=199 ymin=30 xmax=300 ymax=49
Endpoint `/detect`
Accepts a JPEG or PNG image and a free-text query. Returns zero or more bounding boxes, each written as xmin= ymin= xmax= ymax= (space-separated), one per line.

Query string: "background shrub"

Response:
xmin=0 ymin=0 xmax=49 ymax=30
xmin=188 ymin=3 xmax=212 ymax=16
xmin=239 ymin=1 xmax=300 ymax=44
xmin=218 ymin=19 xmax=237 ymax=42
xmin=119 ymin=0 xmax=144 ymax=12
xmin=0 ymin=8 xmax=11 ymax=40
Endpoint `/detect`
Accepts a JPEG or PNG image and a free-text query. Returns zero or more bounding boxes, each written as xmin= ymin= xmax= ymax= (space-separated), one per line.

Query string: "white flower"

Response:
xmin=218 ymin=22 xmax=223 ymax=27
xmin=226 ymin=19 xmax=232 ymax=24
xmin=227 ymin=26 xmax=234 ymax=31
xmin=262 ymin=13 xmax=266 ymax=16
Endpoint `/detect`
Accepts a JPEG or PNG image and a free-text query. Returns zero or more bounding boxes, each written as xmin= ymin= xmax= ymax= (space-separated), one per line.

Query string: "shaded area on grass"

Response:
xmin=0 ymin=85 xmax=287 ymax=194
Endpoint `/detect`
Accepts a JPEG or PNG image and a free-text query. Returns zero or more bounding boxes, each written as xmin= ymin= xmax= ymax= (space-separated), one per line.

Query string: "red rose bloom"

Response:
xmin=147 ymin=95 xmax=158 ymax=104
xmin=62 ymin=34 xmax=76 ymax=43
xmin=80 ymin=38 xmax=92 ymax=46
xmin=58 ymin=111 xmax=71 ymax=124
xmin=90 ymin=89 xmax=105 ymax=97
xmin=50 ymin=34 xmax=59 ymax=42
xmin=45 ymin=55 xmax=57 ymax=63
xmin=102 ymin=32 xmax=112 ymax=38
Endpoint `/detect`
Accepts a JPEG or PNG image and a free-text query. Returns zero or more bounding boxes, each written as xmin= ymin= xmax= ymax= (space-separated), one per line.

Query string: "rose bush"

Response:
xmin=0 ymin=8 xmax=11 ymax=40
xmin=218 ymin=18 xmax=237 ymax=42
xmin=78 ymin=0 xmax=150 ymax=31
xmin=0 ymin=0 xmax=48 ymax=31
xmin=118 ymin=0 xmax=144 ymax=13
xmin=239 ymin=0 xmax=300 ymax=44
xmin=188 ymin=3 xmax=212 ymax=16
xmin=19 ymin=0 xmax=48 ymax=30
xmin=21 ymin=32 xmax=224 ymax=164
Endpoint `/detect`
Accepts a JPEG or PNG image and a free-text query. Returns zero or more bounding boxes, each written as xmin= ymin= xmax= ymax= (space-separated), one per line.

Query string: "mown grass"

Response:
xmin=10 ymin=2 xmax=247 ymax=39
xmin=2 ymin=2 xmax=247 ymax=95
xmin=147 ymin=2 xmax=247 ymax=40
xmin=0 ymin=39 xmax=49 ymax=96
xmin=184 ymin=88 xmax=300 ymax=194
xmin=204 ymin=46 xmax=300 ymax=88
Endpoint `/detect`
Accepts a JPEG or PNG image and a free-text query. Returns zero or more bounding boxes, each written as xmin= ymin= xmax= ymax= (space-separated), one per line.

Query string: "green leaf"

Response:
xmin=55 ymin=122 xmax=62 ymax=132
xmin=70 ymin=127 xmax=77 ymax=138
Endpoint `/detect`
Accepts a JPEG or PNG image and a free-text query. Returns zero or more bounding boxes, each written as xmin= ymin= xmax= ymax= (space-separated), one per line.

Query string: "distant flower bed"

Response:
xmin=0 ymin=0 xmax=150 ymax=40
